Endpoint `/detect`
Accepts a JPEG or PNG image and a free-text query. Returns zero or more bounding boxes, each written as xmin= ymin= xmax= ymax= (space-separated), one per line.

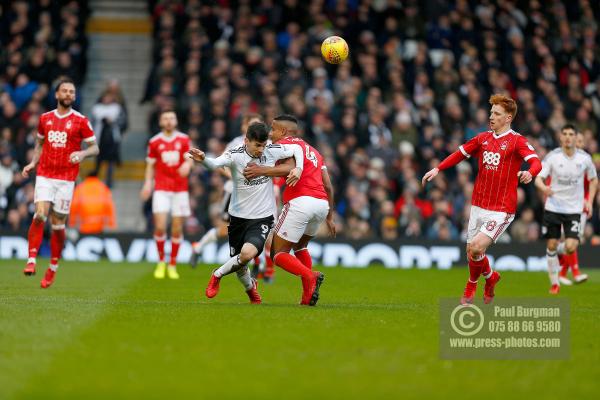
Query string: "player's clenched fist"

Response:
xmin=186 ymin=148 xmax=205 ymax=162
xmin=69 ymin=151 xmax=84 ymax=164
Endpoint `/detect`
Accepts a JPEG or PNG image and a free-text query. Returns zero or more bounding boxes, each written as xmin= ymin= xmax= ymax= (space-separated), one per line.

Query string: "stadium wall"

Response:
xmin=0 ymin=233 xmax=598 ymax=270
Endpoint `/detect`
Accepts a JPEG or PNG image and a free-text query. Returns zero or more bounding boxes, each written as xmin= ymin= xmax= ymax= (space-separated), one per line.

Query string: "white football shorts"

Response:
xmin=34 ymin=176 xmax=75 ymax=214
xmin=152 ymin=190 xmax=191 ymax=217
xmin=467 ymin=205 xmax=515 ymax=243
xmin=274 ymin=196 xmax=329 ymax=243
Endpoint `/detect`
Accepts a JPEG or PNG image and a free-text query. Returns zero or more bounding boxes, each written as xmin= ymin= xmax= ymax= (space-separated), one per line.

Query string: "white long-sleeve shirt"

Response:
xmin=203 ymin=143 xmax=303 ymax=219
xmin=539 ymin=148 xmax=598 ymax=214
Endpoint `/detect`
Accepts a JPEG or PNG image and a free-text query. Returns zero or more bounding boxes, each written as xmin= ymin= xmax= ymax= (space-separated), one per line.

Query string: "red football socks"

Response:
xmin=468 ymin=254 xmax=490 ymax=282
xmin=50 ymin=226 xmax=66 ymax=268
xmin=273 ymin=252 xmax=312 ymax=279
xmin=480 ymin=255 xmax=492 ymax=278
xmin=569 ymin=251 xmax=580 ymax=276
xmin=170 ymin=235 xmax=181 ymax=266
xmin=154 ymin=232 xmax=166 ymax=262
xmin=558 ymin=254 xmax=569 ymax=276
xmin=27 ymin=218 xmax=45 ymax=259
xmin=295 ymin=248 xmax=312 ymax=270
xmin=264 ymin=254 xmax=274 ymax=278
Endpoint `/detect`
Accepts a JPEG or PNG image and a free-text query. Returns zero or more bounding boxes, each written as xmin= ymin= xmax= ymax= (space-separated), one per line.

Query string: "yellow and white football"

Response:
xmin=321 ymin=36 xmax=349 ymax=64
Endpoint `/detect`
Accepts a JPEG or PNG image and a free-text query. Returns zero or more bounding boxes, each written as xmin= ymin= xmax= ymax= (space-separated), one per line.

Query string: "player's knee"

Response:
xmin=239 ymin=247 xmax=257 ymax=265
xmin=51 ymin=210 xmax=68 ymax=223
xmin=546 ymin=240 xmax=558 ymax=251
xmin=171 ymin=227 xmax=182 ymax=238
xmin=565 ymin=242 xmax=578 ymax=254
xmin=33 ymin=213 xmax=47 ymax=223
xmin=469 ymin=242 xmax=485 ymax=258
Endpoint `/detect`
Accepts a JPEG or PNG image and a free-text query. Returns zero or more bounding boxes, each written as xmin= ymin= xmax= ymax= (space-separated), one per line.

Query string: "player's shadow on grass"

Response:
xmin=194 ymin=301 xmax=424 ymax=311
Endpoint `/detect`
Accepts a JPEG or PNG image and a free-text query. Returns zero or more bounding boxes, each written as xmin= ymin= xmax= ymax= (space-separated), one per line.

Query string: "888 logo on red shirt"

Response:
xmin=47 ymin=130 xmax=68 ymax=147
xmin=161 ymin=151 xmax=180 ymax=166
xmin=482 ymin=151 xmax=501 ymax=170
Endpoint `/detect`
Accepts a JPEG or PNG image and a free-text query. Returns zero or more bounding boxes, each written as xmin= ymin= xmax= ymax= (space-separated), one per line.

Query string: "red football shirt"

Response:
xmin=36 ymin=109 xmax=96 ymax=181
xmin=459 ymin=129 xmax=538 ymax=214
xmin=146 ymin=131 xmax=190 ymax=192
xmin=276 ymin=136 xmax=328 ymax=203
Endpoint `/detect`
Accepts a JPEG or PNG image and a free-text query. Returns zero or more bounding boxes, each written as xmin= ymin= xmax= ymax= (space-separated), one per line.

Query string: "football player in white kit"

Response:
xmin=535 ymin=124 xmax=598 ymax=294
xmin=186 ymin=122 xmax=303 ymax=303
xmin=189 ymin=113 xmax=263 ymax=267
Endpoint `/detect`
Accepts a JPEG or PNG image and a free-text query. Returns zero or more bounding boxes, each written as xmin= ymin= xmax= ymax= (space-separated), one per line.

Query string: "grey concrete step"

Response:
xmin=90 ymin=0 xmax=148 ymax=18
xmin=89 ymin=41 xmax=151 ymax=51
xmin=87 ymin=46 xmax=151 ymax=57
xmin=91 ymin=2 xmax=147 ymax=12
xmin=110 ymin=180 xmax=145 ymax=231
xmin=90 ymin=34 xmax=150 ymax=43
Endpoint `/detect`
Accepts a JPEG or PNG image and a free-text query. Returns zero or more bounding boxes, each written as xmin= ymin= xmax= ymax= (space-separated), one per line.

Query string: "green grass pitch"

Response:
xmin=1 ymin=260 xmax=599 ymax=399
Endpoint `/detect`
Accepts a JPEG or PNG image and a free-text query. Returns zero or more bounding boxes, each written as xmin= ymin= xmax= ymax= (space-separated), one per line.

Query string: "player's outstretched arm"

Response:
xmin=22 ymin=137 xmax=44 ymax=178
xmin=186 ymin=148 xmax=206 ymax=163
xmin=243 ymin=144 xmax=303 ymax=184
xmin=187 ymin=148 xmax=232 ymax=170
xmin=421 ymin=167 xmax=439 ymax=186
xmin=243 ymin=158 xmax=295 ymax=179
xmin=422 ymin=149 xmax=468 ymax=187
xmin=321 ymin=167 xmax=336 ymax=237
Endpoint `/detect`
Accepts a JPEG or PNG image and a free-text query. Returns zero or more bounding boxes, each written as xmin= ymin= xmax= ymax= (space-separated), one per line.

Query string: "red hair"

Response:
xmin=489 ymin=94 xmax=517 ymax=119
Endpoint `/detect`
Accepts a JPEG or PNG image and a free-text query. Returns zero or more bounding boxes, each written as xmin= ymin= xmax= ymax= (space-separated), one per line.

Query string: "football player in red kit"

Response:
xmin=422 ymin=94 xmax=542 ymax=304
xmin=141 ymin=111 xmax=193 ymax=279
xmin=243 ymin=115 xmax=336 ymax=306
xmin=22 ymin=78 xmax=99 ymax=288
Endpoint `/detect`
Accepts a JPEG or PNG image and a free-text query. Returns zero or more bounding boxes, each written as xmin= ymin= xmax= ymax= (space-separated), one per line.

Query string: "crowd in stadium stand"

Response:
xmin=1 ymin=0 xmax=600 ymax=245
xmin=144 ymin=0 xmax=600 ymax=244
xmin=0 ymin=0 xmax=89 ymax=231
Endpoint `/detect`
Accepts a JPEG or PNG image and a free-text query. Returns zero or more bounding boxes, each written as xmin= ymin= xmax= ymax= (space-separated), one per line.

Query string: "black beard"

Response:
xmin=58 ymin=99 xmax=72 ymax=108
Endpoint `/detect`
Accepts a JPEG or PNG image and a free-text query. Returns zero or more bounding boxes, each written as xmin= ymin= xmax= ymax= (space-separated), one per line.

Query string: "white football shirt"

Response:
xmin=202 ymin=144 xmax=303 ymax=219
xmin=539 ymin=148 xmax=597 ymax=214
xmin=225 ymin=135 xmax=245 ymax=152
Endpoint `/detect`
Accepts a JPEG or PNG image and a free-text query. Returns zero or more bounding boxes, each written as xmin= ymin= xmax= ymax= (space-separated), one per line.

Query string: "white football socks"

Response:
xmin=546 ymin=249 xmax=560 ymax=286
xmin=193 ymin=228 xmax=218 ymax=253
xmin=236 ymin=266 xmax=254 ymax=291
xmin=214 ymin=255 xmax=241 ymax=278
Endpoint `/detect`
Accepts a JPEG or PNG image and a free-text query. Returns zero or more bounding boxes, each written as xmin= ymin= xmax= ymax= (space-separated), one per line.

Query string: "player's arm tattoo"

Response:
xmin=80 ymin=140 xmax=100 ymax=158
xmin=144 ymin=160 xmax=155 ymax=184
xmin=30 ymin=137 xmax=44 ymax=166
